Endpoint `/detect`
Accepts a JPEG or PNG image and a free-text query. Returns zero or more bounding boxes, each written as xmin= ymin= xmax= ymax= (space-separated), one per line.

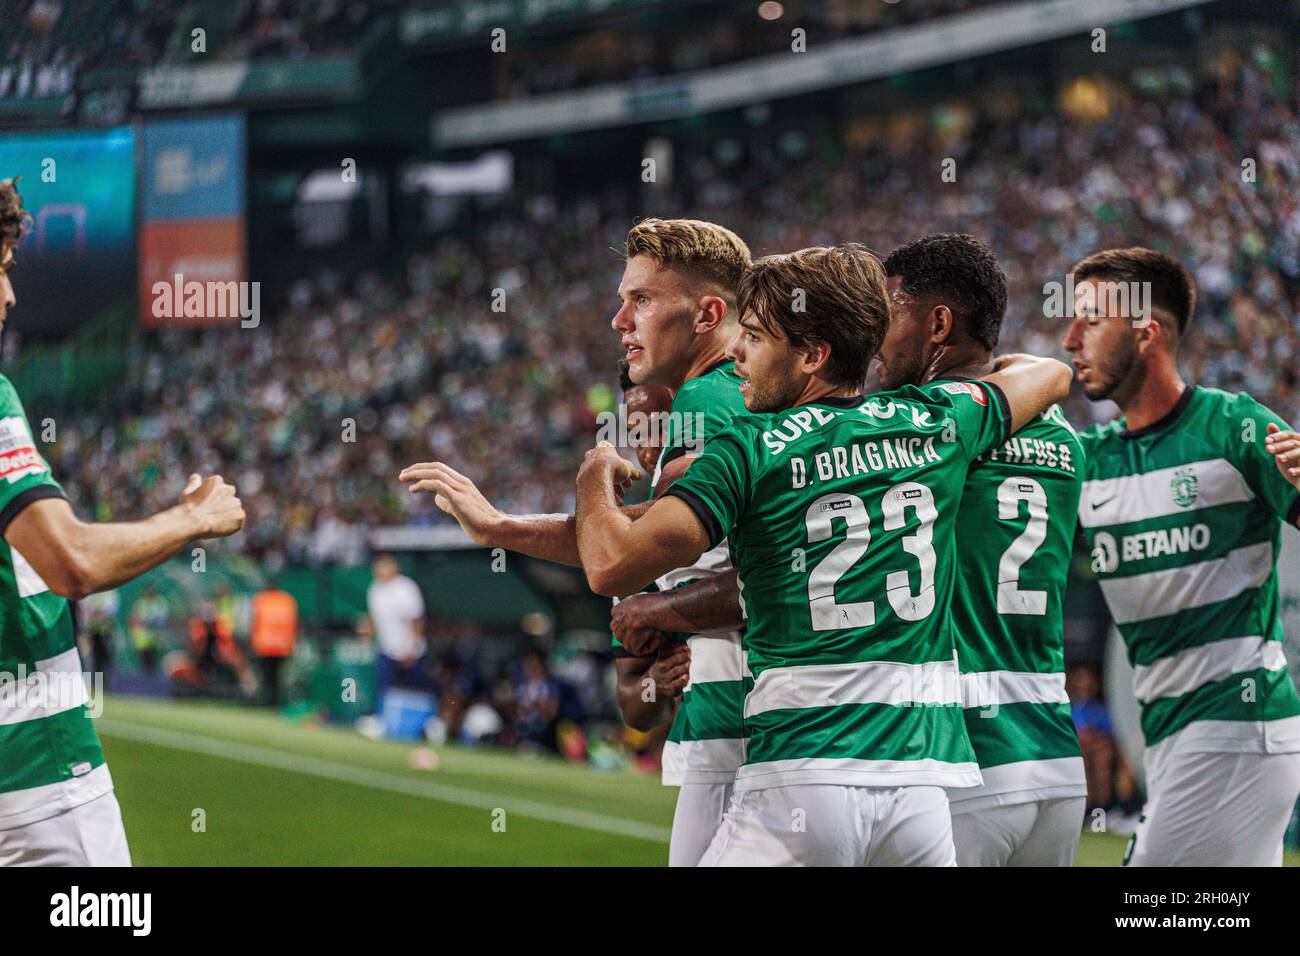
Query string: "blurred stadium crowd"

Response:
xmin=5 ymin=0 xmax=1016 ymax=101
xmin=44 ymin=40 xmax=1300 ymax=571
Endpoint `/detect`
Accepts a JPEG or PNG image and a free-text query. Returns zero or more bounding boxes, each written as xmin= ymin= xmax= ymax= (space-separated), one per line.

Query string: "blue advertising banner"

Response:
xmin=141 ymin=114 xmax=246 ymax=222
xmin=139 ymin=114 xmax=248 ymax=327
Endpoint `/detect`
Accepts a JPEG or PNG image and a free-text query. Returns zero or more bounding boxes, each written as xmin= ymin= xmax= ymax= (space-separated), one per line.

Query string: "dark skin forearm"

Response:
xmin=615 ymin=656 xmax=676 ymax=732
xmin=646 ymin=569 xmax=743 ymax=633
xmin=611 ymin=570 xmax=743 ymax=656
xmin=615 ymin=646 xmax=693 ymax=731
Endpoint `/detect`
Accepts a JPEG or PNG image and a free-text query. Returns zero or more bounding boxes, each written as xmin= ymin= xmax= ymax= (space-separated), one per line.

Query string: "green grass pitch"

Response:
xmin=95 ymin=696 xmax=1295 ymax=866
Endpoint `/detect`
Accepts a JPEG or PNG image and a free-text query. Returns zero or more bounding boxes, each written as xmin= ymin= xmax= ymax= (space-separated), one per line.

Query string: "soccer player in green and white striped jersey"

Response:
xmin=0 ymin=179 xmax=246 ymax=866
xmin=609 ymin=352 xmax=750 ymax=865
xmin=574 ymin=244 xmax=1072 ymax=866
xmin=1064 ymin=247 xmax=1300 ymax=866
xmin=650 ymin=235 xmax=1089 ymax=865
xmin=876 ymin=234 xmax=1087 ymax=866
xmin=402 ymin=218 xmax=752 ymax=866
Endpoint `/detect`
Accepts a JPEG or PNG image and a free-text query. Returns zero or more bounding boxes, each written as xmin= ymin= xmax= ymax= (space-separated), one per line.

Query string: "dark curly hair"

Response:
xmin=0 ymin=178 xmax=32 ymax=252
xmin=883 ymin=233 xmax=1008 ymax=351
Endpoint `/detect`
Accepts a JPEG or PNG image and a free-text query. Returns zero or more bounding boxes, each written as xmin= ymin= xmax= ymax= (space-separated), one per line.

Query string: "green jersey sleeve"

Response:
xmin=918 ymin=380 xmax=1012 ymax=461
xmin=0 ymin=376 xmax=65 ymax=532
xmin=662 ymin=422 xmax=754 ymax=550
xmin=658 ymin=361 xmax=746 ymax=469
xmin=1223 ymin=392 xmax=1300 ymax=526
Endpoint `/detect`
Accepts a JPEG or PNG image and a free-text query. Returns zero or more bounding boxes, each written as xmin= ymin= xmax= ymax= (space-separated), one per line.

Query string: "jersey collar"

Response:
xmin=1120 ymin=385 xmax=1195 ymax=440
xmin=815 ymin=394 xmax=866 ymax=409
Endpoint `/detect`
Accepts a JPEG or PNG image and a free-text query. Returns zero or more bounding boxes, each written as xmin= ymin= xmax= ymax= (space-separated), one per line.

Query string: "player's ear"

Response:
xmin=1134 ymin=311 xmax=1167 ymax=356
xmin=801 ymin=339 xmax=832 ymax=377
xmin=930 ymin=303 xmax=955 ymax=344
xmin=694 ymin=295 xmax=727 ymax=334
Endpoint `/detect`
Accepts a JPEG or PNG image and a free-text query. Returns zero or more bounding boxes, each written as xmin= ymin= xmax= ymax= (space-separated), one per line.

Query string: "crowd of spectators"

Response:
xmin=43 ymin=42 xmax=1299 ymax=570
xmin=1 ymin=0 xmax=385 ymax=81
xmin=1 ymin=0 xmax=1014 ymax=100
xmin=491 ymin=0 xmax=1006 ymax=99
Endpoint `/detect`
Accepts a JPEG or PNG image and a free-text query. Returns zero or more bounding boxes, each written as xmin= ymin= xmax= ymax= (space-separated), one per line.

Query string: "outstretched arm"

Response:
xmin=612 ymin=570 xmax=743 ymax=656
xmin=401 ymin=461 xmax=658 ymax=567
xmin=981 ymin=353 xmax=1073 ymax=433
xmin=576 ymin=444 xmax=711 ymax=597
xmin=4 ymin=474 xmax=245 ymax=601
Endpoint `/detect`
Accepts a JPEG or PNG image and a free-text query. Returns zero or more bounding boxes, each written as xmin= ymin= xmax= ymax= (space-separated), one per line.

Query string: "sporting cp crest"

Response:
xmin=1170 ymin=467 xmax=1199 ymax=508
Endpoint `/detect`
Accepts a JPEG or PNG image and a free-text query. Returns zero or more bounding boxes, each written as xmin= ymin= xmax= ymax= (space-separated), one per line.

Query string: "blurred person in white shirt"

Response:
xmin=365 ymin=554 xmax=429 ymax=708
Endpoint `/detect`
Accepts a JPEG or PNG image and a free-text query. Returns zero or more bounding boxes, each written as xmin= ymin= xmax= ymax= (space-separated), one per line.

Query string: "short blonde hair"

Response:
xmin=625 ymin=218 xmax=751 ymax=301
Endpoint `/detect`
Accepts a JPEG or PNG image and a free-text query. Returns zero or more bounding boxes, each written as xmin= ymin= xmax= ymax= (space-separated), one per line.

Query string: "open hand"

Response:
xmin=400 ymin=462 xmax=501 ymax=546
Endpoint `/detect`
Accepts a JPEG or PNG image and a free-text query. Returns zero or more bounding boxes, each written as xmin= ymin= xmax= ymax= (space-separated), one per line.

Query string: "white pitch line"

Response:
xmin=97 ymin=718 xmax=670 ymax=845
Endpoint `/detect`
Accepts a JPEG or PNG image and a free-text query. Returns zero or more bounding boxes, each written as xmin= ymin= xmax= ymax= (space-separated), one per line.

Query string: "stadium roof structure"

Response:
xmin=432 ymin=0 xmax=1221 ymax=147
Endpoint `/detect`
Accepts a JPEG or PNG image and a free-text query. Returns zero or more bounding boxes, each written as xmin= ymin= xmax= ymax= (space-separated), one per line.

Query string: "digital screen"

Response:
xmin=0 ymin=126 xmax=136 ymax=340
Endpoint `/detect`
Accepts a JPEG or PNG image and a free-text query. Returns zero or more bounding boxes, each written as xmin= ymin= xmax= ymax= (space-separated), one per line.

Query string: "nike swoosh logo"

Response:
xmin=1090 ymin=497 xmax=1116 ymax=510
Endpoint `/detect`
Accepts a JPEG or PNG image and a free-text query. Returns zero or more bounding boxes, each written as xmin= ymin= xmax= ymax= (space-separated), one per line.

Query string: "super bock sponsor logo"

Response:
xmin=1170 ymin=466 xmax=1199 ymax=508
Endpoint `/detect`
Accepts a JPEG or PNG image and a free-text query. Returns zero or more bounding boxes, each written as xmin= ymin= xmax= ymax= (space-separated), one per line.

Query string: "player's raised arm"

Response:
xmin=1265 ymin=424 xmax=1300 ymax=485
xmin=980 ymin=352 xmax=1073 ymax=433
xmin=575 ymin=443 xmax=712 ymax=597
xmin=1257 ymin=424 xmax=1300 ymax=528
xmin=4 ymin=473 xmax=244 ymax=601
xmin=400 ymin=460 xmax=656 ymax=567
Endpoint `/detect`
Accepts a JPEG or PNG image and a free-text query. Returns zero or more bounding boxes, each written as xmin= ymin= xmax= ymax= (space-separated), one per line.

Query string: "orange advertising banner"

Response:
xmin=138 ymin=218 xmax=248 ymax=328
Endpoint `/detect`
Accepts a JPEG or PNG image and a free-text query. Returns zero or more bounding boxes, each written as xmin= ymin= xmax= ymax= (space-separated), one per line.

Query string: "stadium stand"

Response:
xmin=1 ymin=0 xmax=1019 ymax=99
xmin=42 ymin=41 xmax=1300 ymax=569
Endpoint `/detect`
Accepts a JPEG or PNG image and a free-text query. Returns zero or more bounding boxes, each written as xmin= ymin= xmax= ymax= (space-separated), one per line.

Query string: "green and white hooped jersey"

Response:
xmin=1077 ymin=386 xmax=1300 ymax=763
xmin=667 ymin=381 xmax=1011 ymax=791
xmin=614 ymin=360 xmax=750 ymax=786
xmin=656 ymin=569 xmax=748 ymax=786
xmin=945 ymin=400 xmax=1086 ymax=812
xmin=0 ymin=374 xmax=112 ymax=830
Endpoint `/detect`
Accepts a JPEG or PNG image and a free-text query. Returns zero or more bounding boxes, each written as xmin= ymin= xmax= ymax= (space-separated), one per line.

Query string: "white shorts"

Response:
xmin=1126 ymin=748 xmax=1300 ymax=867
xmin=951 ymin=796 xmax=1085 ymax=866
xmin=670 ymin=781 xmax=734 ymax=867
xmin=0 ymin=791 xmax=132 ymax=867
xmin=700 ymin=784 xmax=956 ymax=867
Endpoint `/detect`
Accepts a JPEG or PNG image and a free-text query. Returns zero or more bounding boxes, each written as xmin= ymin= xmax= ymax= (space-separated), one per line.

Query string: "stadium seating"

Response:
xmin=42 ymin=41 xmax=1300 ymax=566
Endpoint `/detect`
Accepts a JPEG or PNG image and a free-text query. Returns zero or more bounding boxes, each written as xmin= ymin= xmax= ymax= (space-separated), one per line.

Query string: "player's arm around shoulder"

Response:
xmin=575 ymin=442 xmax=712 ymax=597
xmin=981 ymin=353 xmax=1073 ymax=433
